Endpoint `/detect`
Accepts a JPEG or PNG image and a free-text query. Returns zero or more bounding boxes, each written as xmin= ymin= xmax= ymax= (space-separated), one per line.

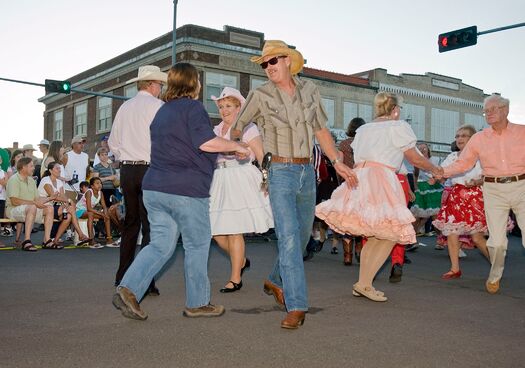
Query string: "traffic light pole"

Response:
xmin=477 ymin=22 xmax=525 ymax=36
xmin=0 ymin=76 xmax=129 ymax=101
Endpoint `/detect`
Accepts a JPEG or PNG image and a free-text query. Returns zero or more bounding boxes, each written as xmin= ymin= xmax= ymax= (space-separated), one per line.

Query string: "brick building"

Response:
xmin=39 ymin=24 xmax=486 ymax=158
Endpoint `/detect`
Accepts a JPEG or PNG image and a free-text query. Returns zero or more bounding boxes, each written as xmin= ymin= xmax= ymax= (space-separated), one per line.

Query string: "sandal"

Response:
xmin=77 ymin=238 xmax=92 ymax=247
xmin=42 ymin=239 xmax=64 ymax=250
xmin=21 ymin=240 xmax=38 ymax=252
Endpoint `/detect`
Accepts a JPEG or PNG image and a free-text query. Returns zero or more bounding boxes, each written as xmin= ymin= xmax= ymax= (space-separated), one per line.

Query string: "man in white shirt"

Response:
xmin=63 ymin=136 xmax=89 ymax=191
xmin=109 ymin=65 xmax=166 ymax=293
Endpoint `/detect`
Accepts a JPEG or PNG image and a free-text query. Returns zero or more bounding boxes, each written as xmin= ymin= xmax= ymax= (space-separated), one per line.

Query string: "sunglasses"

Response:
xmin=261 ymin=55 xmax=287 ymax=69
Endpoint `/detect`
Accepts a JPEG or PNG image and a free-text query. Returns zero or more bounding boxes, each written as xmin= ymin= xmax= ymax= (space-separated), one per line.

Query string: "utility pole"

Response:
xmin=172 ymin=0 xmax=178 ymax=66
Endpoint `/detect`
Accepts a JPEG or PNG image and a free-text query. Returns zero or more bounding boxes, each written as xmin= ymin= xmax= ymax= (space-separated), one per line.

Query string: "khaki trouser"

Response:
xmin=483 ymin=180 xmax=525 ymax=283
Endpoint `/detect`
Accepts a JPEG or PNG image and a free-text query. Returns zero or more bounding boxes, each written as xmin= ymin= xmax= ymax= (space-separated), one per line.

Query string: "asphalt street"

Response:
xmin=1 ymin=232 xmax=524 ymax=368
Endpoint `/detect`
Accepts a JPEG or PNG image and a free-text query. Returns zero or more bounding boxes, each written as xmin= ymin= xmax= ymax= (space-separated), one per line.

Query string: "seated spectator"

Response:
xmin=38 ymin=162 xmax=91 ymax=247
xmin=6 ymin=157 xmax=56 ymax=251
xmin=92 ymin=147 xmax=118 ymax=206
xmin=76 ymin=177 xmax=116 ymax=248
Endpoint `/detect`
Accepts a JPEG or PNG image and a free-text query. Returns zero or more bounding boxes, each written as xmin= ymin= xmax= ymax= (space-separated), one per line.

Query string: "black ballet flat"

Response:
xmin=220 ymin=280 xmax=243 ymax=293
xmin=241 ymin=258 xmax=251 ymax=276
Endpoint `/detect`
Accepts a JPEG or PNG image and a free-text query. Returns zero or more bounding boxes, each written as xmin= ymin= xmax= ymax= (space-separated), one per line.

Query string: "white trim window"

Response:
xmin=321 ymin=97 xmax=335 ymax=128
xmin=97 ymin=97 xmax=112 ymax=133
xmin=204 ymin=71 xmax=238 ymax=116
xmin=250 ymin=76 xmax=267 ymax=90
xmin=53 ymin=109 xmax=63 ymax=141
xmin=74 ymin=102 xmax=88 ymax=137
xmin=124 ymin=84 xmax=137 ymax=98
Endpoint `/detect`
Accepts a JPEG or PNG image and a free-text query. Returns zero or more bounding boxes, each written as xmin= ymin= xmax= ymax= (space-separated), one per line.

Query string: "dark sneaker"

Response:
xmin=389 ymin=263 xmax=403 ymax=283
xmin=112 ymin=287 xmax=148 ymax=320
xmin=183 ymin=303 xmax=225 ymax=318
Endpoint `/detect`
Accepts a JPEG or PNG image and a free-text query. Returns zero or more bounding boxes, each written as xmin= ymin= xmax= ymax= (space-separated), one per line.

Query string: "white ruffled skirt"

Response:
xmin=315 ymin=162 xmax=416 ymax=244
xmin=209 ymin=161 xmax=274 ymax=235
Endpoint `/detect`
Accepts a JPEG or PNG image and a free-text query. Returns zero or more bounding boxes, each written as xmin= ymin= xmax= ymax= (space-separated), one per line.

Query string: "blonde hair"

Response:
xmin=96 ymin=147 xmax=108 ymax=156
xmin=162 ymin=63 xmax=200 ymax=101
xmin=457 ymin=124 xmax=476 ymax=137
xmin=374 ymin=92 xmax=401 ymax=118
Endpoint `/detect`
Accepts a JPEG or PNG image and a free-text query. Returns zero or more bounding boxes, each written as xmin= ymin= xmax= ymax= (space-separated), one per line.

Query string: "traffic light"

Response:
xmin=438 ymin=26 xmax=478 ymax=53
xmin=45 ymin=79 xmax=71 ymax=94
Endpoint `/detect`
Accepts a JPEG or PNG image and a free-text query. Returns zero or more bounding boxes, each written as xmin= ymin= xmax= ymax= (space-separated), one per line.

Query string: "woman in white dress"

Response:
xmin=209 ymin=87 xmax=274 ymax=293
xmin=316 ymin=92 xmax=441 ymax=302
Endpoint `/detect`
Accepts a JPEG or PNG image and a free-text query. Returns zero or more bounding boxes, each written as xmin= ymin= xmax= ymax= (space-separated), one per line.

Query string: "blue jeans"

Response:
xmin=119 ymin=190 xmax=211 ymax=308
xmin=267 ymin=163 xmax=316 ymax=311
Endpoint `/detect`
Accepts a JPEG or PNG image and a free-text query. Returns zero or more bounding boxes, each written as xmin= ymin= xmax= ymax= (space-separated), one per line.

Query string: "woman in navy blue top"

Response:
xmin=113 ymin=63 xmax=250 ymax=320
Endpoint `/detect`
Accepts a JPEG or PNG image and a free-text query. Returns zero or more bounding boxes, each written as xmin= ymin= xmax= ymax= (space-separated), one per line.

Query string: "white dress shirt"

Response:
xmin=108 ymin=90 xmax=163 ymax=162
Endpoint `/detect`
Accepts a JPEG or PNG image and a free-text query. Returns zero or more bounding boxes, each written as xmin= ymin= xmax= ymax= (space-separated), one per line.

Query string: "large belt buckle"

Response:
xmin=497 ymin=176 xmax=513 ymax=184
xmin=260 ymin=152 xmax=272 ymax=192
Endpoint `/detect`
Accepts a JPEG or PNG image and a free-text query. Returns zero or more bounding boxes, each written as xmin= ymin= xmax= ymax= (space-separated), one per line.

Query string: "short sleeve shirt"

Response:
xmin=37 ymin=176 xmax=64 ymax=198
xmin=5 ymin=173 xmax=38 ymax=217
xmin=214 ymin=122 xmax=260 ymax=163
xmin=142 ymin=98 xmax=217 ymax=198
xmin=93 ymin=163 xmax=116 ymax=189
xmin=352 ymin=120 xmax=417 ymax=170
xmin=233 ymin=76 xmax=327 ymax=158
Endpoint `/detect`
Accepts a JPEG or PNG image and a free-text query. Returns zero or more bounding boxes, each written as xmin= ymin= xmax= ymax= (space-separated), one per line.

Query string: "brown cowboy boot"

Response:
xmin=343 ymin=238 xmax=353 ymax=266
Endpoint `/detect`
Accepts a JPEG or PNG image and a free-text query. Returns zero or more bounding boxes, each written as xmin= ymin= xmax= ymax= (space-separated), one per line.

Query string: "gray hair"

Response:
xmin=484 ymin=93 xmax=509 ymax=107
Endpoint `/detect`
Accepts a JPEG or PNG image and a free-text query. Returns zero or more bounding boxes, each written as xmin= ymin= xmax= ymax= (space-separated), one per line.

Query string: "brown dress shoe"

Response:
xmin=281 ymin=311 xmax=306 ymax=329
xmin=486 ymin=280 xmax=500 ymax=294
xmin=113 ymin=287 xmax=148 ymax=320
xmin=263 ymin=280 xmax=285 ymax=308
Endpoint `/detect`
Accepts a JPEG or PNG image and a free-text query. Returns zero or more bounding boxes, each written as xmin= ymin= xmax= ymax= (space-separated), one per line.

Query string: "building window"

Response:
xmin=343 ymin=101 xmax=358 ymax=127
xmin=431 ymin=108 xmax=459 ymax=152
xmin=250 ymin=76 xmax=267 ymax=90
xmin=321 ymin=97 xmax=335 ymax=128
xmin=124 ymin=84 xmax=137 ymax=98
xmin=97 ymin=97 xmax=112 ymax=133
xmin=74 ymin=102 xmax=88 ymax=137
xmin=358 ymin=104 xmax=373 ymax=123
xmin=464 ymin=113 xmax=485 ymax=132
xmin=343 ymin=101 xmax=372 ymax=127
xmin=204 ymin=71 xmax=238 ymax=116
xmin=402 ymin=104 xmax=426 ymax=140
xmin=53 ymin=110 xmax=63 ymax=141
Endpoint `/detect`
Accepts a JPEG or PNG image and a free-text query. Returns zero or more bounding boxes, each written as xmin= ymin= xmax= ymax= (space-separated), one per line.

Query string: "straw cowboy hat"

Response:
xmin=251 ymin=40 xmax=304 ymax=75
xmin=126 ymin=65 xmax=167 ymax=84
xmin=211 ymin=87 xmax=246 ymax=107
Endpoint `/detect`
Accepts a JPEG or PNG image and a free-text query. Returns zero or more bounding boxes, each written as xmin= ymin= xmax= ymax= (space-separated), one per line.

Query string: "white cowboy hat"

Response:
xmin=126 ymin=65 xmax=167 ymax=84
xmin=211 ymin=87 xmax=246 ymax=107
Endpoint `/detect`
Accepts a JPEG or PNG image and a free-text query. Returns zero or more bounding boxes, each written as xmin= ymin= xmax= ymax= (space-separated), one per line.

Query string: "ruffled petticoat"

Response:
xmin=209 ymin=161 xmax=274 ymax=235
xmin=315 ymin=162 xmax=416 ymax=244
xmin=410 ymin=181 xmax=443 ymax=217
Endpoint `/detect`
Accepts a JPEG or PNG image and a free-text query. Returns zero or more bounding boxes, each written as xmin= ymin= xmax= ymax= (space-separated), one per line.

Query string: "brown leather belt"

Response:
xmin=483 ymin=173 xmax=525 ymax=184
xmin=271 ymin=155 xmax=311 ymax=164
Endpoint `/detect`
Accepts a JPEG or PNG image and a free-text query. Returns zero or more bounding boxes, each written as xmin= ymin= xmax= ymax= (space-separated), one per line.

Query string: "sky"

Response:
xmin=1 ymin=0 xmax=524 ymax=155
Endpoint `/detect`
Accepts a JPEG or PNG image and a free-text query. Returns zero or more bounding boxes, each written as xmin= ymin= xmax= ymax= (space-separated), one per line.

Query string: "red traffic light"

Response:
xmin=438 ymin=26 xmax=477 ymax=53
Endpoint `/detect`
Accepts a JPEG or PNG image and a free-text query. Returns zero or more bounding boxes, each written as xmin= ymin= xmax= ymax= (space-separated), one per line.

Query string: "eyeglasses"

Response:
xmin=261 ymin=55 xmax=287 ymax=69
xmin=482 ymin=106 xmax=504 ymax=115
xmin=152 ymin=81 xmax=164 ymax=89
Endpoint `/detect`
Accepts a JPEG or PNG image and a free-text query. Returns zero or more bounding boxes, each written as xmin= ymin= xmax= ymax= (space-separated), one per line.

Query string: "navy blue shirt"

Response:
xmin=143 ymin=98 xmax=217 ymax=198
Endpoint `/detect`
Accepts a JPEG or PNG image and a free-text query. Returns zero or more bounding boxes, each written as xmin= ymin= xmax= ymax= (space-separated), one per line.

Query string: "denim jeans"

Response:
xmin=267 ymin=163 xmax=316 ymax=311
xmin=119 ymin=190 xmax=211 ymax=308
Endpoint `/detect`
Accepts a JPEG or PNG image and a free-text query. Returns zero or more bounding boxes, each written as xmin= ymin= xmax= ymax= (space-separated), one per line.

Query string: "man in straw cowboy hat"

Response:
xmin=232 ymin=40 xmax=357 ymax=329
xmin=109 ymin=65 xmax=167 ymax=295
